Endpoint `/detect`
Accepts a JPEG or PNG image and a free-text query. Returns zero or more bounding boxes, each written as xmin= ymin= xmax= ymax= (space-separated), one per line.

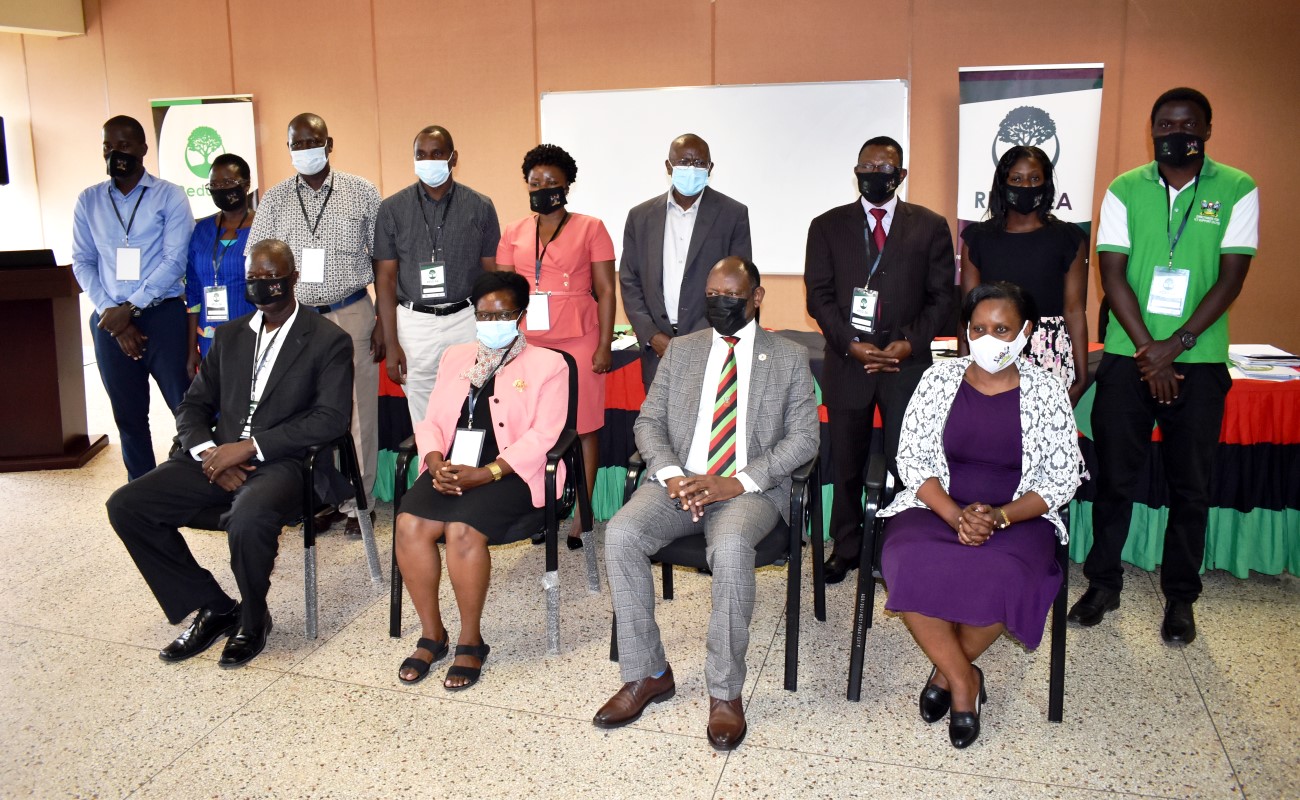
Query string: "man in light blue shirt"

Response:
xmin=72 ymin=115 xmax=195 ymax=480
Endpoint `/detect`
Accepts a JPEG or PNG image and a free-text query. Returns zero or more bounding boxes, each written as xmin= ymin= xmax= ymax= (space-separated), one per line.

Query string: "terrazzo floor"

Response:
xmin=0 ymin=366 xmax=1296 ymax=799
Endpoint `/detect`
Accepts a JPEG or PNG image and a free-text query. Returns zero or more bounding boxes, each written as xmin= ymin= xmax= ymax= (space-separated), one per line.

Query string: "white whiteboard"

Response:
xmin=540 ymin=80 xmax=909 ymax=276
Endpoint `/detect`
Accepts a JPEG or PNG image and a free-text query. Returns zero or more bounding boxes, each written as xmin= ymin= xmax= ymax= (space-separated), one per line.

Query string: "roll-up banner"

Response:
xmin=150 ymin=95 xmax=259 ymax=219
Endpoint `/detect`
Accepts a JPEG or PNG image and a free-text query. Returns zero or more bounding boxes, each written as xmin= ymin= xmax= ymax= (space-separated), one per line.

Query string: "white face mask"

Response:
xmin=967 ymin=322 xmax=1030 ymax=374
xmin=414 ymin=157 xmax=451 ymax=188
xmin=290 ymin=146 xmax=328 ymax=176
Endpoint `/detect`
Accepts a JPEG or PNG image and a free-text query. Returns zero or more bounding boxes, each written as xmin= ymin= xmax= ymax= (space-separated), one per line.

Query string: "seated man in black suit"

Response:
xmin=107 ymin=238 xmax=353 ymax=668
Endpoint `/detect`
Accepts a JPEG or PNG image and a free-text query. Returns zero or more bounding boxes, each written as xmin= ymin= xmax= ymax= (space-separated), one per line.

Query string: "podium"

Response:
xmin=0 ymin=259 xmax=108 ymax=471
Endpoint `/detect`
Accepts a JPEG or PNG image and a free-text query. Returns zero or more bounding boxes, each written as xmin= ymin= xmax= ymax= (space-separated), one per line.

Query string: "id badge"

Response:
xmin=448 ymin=427 xmax=486 ymax=467
xmin=527 ymin=292 xmax=551 ymax=331
xmin=115 ymin=247 xmax=142 ymax=281
xmin=300 ymin=247 xmax=326 ymax=283
xmin=850 ymin=287 xmax=879 ymax=333
xmin=204 ymin=285 xmax=229 ymax=322
xmin=420 ymin=262 xmax=447 ymax=301
xmin=1146 ymin=267 xmax=1191 ymax=317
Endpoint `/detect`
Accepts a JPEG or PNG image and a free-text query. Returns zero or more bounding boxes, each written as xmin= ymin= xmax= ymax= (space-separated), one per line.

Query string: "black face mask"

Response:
xmin=1153 ymin=132 xmax=1204 ymax=167
xmin=1003 ymin=185 xmax=1048 ymax=215
xmin=105 ymin=149 xmax=143 ymax=178
xmin=529 ymin=186 xmax=567 ymax=215
xmin=705 ymin=294 xmax=751 ymax=337
xmin=211 ymin=186 xmax=247 ymax=212
xmin=245 ymin=276 xmax=293 ymax=307
xmin=857 ymin=171 xmax=900 ymax=205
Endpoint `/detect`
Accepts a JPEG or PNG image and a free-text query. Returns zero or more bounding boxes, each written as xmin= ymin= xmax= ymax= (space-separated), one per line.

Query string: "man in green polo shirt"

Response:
xmin=1069 ymin=88 xmax=1259 ymax=645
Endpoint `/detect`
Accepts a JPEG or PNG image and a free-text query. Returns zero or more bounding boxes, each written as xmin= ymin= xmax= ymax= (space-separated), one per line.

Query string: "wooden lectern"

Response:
xmin=0 ymin=253 xmax=108 ymax=471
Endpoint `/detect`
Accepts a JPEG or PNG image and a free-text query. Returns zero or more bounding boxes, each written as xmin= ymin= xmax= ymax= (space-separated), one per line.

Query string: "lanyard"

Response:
xmin=294 ymin=176 xmax=334 ymax=238
xmin=417 ymin=183 xmax=454 ymax=261
xmin=108 ymin=185 xmax=148 ymax=245
xmin=465 ymin=344 xmax=515 ymax=429
xmin=533 ymin=211 xmax=570 ymax=287
xmin=1164 ymin=173 xmax=1200 ymax=268
xmin=211 ymin=210 xmax=249 ymax=285
xmin=250 ymin=321 xmax=286 ymax=404
xmin=861 ymin=221 xmax=884 ymax=286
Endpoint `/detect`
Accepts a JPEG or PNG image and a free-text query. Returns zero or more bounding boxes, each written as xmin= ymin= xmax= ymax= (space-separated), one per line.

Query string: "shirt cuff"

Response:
xmin=190 ymin=440 xmax=217 ymax=460
xmin=654 ymin=466 xmax=685 ymax=485
xmin=736 ymin=472 xmax=761 ymax=494
xmin=250 ymin=437 xmax=265 ymax=462
xmin=126 ymin=290 xmax=155 ymax=310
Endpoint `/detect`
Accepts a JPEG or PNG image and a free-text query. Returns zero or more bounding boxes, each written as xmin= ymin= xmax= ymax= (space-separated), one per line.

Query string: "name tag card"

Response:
xmin=204 ymin=286 xmax=229 ymax=322
xmin=448 ymin=427 xmax=485 ymax=467
xmin=300 ymin=247 xmax=326 ymax=283
xmin=850 ymin=287 xmax=879 ymax=333
xmin=420 ymin=262 xmax=447 ymax=301
xmin=115 ymin=247 xmax=142 ymax=281
xmin=527 ymin=292 xmax=551 ymax=331
xmin=1147 ymin=267 xmax=1191 ymax=317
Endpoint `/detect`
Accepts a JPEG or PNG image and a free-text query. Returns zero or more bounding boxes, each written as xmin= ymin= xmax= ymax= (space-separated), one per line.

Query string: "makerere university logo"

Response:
xmin=185 ymin=126 xmax=226 ymax=179
xmin=992 ymin=106 xmax=1060 ymax=166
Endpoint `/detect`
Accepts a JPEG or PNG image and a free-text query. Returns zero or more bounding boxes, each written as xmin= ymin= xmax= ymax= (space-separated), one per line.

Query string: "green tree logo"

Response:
xmin=185 ymin=126 xmax=225 ymax=179
xmin=991 ymin=106 xmax=1060 ymax=166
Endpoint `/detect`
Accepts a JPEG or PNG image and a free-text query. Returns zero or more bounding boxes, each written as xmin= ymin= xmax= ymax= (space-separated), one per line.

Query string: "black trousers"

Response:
xmin=1085 ymin=353 xmax=1230 ymax=602
xmin=826 ymin=362 xmax=926 ymax=561
xmin=107 ymin=454 xmax=303 ymax=627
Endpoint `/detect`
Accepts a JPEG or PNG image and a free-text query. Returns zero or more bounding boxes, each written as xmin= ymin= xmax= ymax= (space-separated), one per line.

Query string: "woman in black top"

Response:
xmin=960 ymin=145 xmax=1089 ymax=403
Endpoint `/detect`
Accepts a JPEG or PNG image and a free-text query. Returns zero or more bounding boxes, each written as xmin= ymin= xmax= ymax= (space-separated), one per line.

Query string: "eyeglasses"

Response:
xmin=474 ymin=309 xmax=522 ymax=322
xmin=853 ymin=163 xmax=901 ymax=174
xmin=670 ymin=158 xmax=710 ymax=169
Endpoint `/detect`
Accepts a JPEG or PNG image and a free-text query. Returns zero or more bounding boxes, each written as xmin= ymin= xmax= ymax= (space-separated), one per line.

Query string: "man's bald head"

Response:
xmin=668 ymin=133 xmax=711 ymax=164
xmin=248 ymin=239 xmax=296 ymax=279
xmin=710 ymin=256 xmax=760 ymax=293
xmin=288 ymin=113 xmax=328 ymax=141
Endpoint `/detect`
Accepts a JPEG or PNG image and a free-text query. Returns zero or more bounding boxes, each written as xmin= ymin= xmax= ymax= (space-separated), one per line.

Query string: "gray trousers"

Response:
xmin=606 ymin=481 xmax=780 ymax=701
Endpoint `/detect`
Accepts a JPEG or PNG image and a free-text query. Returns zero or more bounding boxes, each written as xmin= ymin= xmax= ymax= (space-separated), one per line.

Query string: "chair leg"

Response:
xmin=358 ymin=508 xmax=382 ymax=584
xmin=847 ymin=517 xmax=877 ymax=702
xmin=811 ymin=486 xmax=826 ymax=623
xmin=543 ymin=569 xmax=560 ymax=656
xmin=389 ymin=471 xmax=407 ymax=638
xmin=784 ymin=513 xmax=802 ymax=692
xmin=582 ymin=530 xmax=601 ymax=594
xmin=1049 ymin=541 xmax=1069 ymax=723
xmin=609 ymin=611 xmax=619 ymax=662
xmin=304 ymin=542 xmax=319 ymax=640
xmin=661 ymin=562 xmax=674 ymax=600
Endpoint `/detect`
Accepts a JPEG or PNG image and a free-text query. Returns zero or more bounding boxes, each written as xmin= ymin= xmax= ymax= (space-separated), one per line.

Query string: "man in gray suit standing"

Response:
xmin=619 ymin=134 xmax=752 ymax=389
xmin=596 ymin=257 xmax=819 ymax=750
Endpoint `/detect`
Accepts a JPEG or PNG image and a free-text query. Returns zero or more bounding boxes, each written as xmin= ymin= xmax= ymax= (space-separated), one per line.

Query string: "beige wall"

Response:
xmin=2 ymin=0 xmax=1297 ymax=350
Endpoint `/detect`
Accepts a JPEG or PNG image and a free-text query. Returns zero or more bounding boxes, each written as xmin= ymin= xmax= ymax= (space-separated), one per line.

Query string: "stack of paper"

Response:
xmin=1229 ymin=344 xmax=1300 ymax=381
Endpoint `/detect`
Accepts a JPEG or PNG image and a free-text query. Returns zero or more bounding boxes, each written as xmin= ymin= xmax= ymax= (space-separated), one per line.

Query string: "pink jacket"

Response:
xmin=415 ymin=343 xmax=569 ymax=508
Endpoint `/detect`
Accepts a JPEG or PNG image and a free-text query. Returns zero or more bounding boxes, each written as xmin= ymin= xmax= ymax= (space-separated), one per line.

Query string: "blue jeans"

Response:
xmin=90 ymin=298 xmax=191 ymax=480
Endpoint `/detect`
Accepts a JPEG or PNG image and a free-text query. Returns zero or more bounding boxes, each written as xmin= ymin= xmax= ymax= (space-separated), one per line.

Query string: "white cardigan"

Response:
xmin=877 ymin=357 xmax=1084 ymax=543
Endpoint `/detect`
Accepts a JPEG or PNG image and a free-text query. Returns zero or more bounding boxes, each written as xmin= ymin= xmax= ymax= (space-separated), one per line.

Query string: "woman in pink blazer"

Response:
xmin=394 ymin=272 xmax=569 ymax=690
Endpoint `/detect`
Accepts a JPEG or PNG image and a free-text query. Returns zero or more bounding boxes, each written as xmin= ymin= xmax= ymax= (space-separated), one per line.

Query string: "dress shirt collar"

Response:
xmin=295 ymin=170 xmax=334 ymax=194
xmin=710 ymin=315 xmax=758 ymax=347
xmin=859 ymin=192 xmax=899 ymax=221
xmin=108 ymin=170 xmax=158 ymax=199
xmin=248 ymin=301 xmax=301 ymax=335
xmin=667 ymin=188 xmax=703 ymax=216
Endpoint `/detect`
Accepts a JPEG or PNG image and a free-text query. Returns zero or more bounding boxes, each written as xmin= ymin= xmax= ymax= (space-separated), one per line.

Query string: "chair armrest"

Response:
xmin=865 ymin=451 xmax=887 ymax=491
xmin=396 ymin=435 xmax=416 ymax=455
xmin=624 ymin=451 xmax=645 ymax=505
xmin=546 ymin=428 xmax=579 ymax=463
xmin=790 ymin=456 xmax=816 ymax=488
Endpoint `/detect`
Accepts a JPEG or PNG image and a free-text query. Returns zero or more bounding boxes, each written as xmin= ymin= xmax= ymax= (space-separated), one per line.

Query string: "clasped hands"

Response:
xmin=849 ymin=339 xmax=912 ymax=374
xmin=1135 ymin=338 xmax=1185 ymax=405
xmin=666 ymin=475 xmax=744 ymax=522
xmin=953 ymin=503 xmax=999 ymax=547
xmin=426 ymin=456 xmax=493 ymax=496
xmin=98 ymin=304 xmax=147 ymax=360
xmin=199 ymin=440 xmax=259 ymax=491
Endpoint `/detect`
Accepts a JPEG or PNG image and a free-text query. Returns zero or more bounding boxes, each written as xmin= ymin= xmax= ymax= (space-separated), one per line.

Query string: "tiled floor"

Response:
xmin=1 ymin=369 xmax=1296 ymax=799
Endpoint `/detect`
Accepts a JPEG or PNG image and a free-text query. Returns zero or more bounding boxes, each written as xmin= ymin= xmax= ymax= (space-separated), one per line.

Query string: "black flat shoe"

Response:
xmin=919 ymin=666 xmax=951 ymax=724
xmin=398 ymin=635 xmax=450 ymax=684
xmin=567 ymin=534 xmax=585 ymax=551
xmin=218 ymin=612 xmax=272 ymax=669
xmin=159 ymin=602 xmax=241 ymax=663
xmin=444 ymin=642 xmax=491 ymax=691
xmin=823 ymin=555 xmax=858 ymax=585
xmin=1067 ymin=585 xmax=1120 ymax=627
xmin=948 ymin=666 xmax=986 ymax=749
xmin=1161 ymin=600 xmax=1197 ymax=645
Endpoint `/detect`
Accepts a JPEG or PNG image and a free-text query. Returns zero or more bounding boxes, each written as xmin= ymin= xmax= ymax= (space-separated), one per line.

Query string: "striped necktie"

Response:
xmin=707 ymin=335 xmax=741 ymax=477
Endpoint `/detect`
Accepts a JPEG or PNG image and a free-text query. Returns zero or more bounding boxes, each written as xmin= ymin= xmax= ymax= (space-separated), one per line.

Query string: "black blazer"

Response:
xmin=619 ymin=186 xmax=751 ymax=386
xmin=177 ymin=304 xmax=354 ymax=463
xmin=804 ymin=199 xmax=954 ymax=409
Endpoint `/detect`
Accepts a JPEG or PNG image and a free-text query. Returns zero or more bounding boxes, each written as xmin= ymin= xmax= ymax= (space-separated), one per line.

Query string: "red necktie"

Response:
xmin=706 ymin=336 xmax=740 ymax=477
xmin=870 ymin=207 xmax=888 ymax=253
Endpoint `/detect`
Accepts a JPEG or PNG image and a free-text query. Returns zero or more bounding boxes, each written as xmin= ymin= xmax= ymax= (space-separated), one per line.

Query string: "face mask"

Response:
xmin=706 ymin=294 xmax=751 ymax=337
xmin=1003 ymin=185 xmax=1047 ymax=215
xmin=1153 ymin=132 xmax=1204 ymax=167
xmin=105 ymin=149 xmax=142 ymax=178
xmin=290 ymin=146 xmax=329 ymax=176
xmin=414 ymin=157 xmax=451 ymax=188
xmin=245 ymin=276 xmax=293 ymax=307
xmin=857 ymin=171 xmax=900 ymax=205
xmin=529 ymin=186 xmax=567 ymax=215
xmin=671 ymin=165 xmax=709 ymax=197
xmin=967 ymin=322 xmax=1030 ymax=374
xmin=476 ymin=319 xmax=518 ymax=350
xmin=211 ymin=186 xmax=246 ymax=212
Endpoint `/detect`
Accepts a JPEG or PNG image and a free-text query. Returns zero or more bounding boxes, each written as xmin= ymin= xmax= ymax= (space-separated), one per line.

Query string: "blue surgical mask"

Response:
xmin=671 ymin=165 xmax=709 ymax=197
xmin=291 ymin=146 xmax=328 ymax=176
xmin=414 ymin=157 xmax=451 ymax=188
xmin=476 ymin=320 xmax=518 ymax=350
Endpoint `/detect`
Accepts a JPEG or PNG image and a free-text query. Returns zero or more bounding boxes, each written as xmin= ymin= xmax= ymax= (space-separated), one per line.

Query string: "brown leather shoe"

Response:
xmin=593 ymin=665 xmax=675 ymax=728
xmin=706 ymin=696 xmax=747 ymax=750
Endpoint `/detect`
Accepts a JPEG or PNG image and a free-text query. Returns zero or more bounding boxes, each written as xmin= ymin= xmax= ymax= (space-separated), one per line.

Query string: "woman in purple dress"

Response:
xmin=878 ymin=282 xmax=1083 ymax=749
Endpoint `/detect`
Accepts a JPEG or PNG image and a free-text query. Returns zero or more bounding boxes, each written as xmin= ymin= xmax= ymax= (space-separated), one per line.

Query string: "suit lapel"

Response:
xmin=258 ymin=307 xmax=312 ymax=404
xmin=880 ymin=201 xmax=912 ymax=272
xmin=746 ymin=328 xmax=774 ymax=451
xmin=645 ymin=196 xmax=668 ymax=312
xmin=683 ymin=187 xmax=719 ymax=272
xmin=227 ymin=323 xmax=257 ymax=419
xmin=674 ymin=333 xmax=708 ymax=458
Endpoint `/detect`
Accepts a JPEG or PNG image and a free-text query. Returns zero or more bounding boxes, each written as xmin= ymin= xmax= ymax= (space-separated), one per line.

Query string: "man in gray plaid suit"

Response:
xmin=594 ymin=257 xmax=820 ymax=750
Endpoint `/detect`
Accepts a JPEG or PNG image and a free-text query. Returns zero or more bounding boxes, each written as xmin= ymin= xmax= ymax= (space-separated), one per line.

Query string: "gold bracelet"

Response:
xmin=997 ymin=507 xmax=1011 ymax=529
xmin=486 ymin=462 xmax=503 ymax=482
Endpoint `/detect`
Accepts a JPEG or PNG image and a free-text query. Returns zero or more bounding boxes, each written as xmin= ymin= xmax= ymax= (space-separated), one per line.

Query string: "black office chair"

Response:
xmin=388 ymin=349 xmax=594 ymax=654
xmin=608 ymin=451 xmax=825 ymax=691
xmin=846 ymin=452 xmax=1069 ymax=722
xmin=184 ymin=432 xmax=383 ymax=640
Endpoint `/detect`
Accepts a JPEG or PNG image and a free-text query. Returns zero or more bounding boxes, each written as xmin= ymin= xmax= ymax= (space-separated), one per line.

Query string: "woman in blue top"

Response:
xmin=185 ymin=153 xmax=257 ymax=376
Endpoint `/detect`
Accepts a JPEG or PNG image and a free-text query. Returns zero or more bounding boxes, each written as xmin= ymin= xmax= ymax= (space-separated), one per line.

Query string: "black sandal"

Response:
xmin=398 ymin=636 xmax=449 ymax=684
xmin=443 ymin=642 xmax=491 ymax=691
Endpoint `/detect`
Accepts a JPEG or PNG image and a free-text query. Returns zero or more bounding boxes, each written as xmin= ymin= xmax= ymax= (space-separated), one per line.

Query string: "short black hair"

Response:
xmin=210 ymin=152 xmax=251 ymax=181
xmin=522 ymin=144 xmax=578 ymax=184
xmin=961 ymin=281 xmax=1039 ymax=329
xmin=859 ymin=135 xmax=904 ymax=166
xmin=413 ymin=125 xmax=454 ymax=151
xmin=1150 ymin=87 xmax=1212 ymax=126
xmin=103 ymin=115 xmax=146 ymax=143
xmin=471 ymin=271 xmax=530 ymax=312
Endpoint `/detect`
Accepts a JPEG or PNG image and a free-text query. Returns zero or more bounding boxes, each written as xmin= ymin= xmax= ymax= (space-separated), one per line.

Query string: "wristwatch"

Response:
xmin=1177 ymin=329 xmax=1197 ymax=350
xmin=485 ymin=462 xmax=503 ymax=482
xmin=123 ymin=301 xmax=142 ymax=318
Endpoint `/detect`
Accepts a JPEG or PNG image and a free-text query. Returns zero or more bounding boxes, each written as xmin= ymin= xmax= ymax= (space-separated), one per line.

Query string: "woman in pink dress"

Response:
xmin=497 ymin=144 xmax=616 ymax=549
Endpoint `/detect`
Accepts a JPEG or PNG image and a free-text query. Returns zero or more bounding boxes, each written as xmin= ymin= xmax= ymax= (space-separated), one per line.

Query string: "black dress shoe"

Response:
xmin=218 ymin=612 xmax=272 ymax=668
xmin=1161 ymin=600 xmax=1197 ymax=645
xmin=343 ymin=510 xmax=377 ymax=537
xmin=919 ymin=666 xmax=951 ymax=724
xmin=313 ymin=506 xmax=345 ymax=533
xmin=948 ymin=665 xmax=987 ymax=749
xmin=159 ymin=603 xmax=241 ymax=663
xmin=1067 ymin=585 xmax=1121 ymax=627
xmin=823 ymin=555 xmax=859 ymax=585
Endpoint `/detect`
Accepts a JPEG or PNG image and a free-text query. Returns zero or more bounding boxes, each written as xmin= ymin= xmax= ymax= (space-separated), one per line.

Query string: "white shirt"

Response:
xmin=654 ymin=317 xmax=761 ymax=493
xmin=190 ymin=303 xmax=300 ymax=462
xmin=860 ymin=192 xmax=899 ymax=238
xmin=662 ymin=191 xmax=703 ymax=325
